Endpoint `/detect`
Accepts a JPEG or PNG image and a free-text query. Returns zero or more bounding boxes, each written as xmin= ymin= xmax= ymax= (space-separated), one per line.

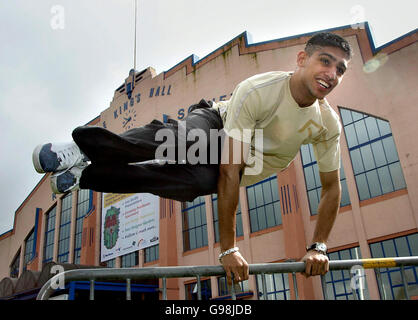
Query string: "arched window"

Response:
xmin=339 ymin=108 xmax=406 ymax=201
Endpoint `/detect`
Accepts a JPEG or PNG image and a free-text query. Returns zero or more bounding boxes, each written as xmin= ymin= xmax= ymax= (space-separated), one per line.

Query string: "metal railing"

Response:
xmin=37 ymin=256 xmax=418 ymax=300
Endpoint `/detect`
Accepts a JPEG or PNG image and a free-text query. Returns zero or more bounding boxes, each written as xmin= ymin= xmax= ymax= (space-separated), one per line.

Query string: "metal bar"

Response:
xmin=349 ymin=269 xmax=358 ymax=300
xmin=261 ymin=273 xmax=267 ymax=300
xmin=230 ymin=276 xmax=236 ymax=300
xmin=36 ymin=256 xmax=418 ymax=300
xmin=196 ymin=275 xmax=201 ymax=301
xmin=320 ymin=275 xmax=328 ymax=300
xmin=352 ymin=286 xmax=358 ymax=300
xmin=292 ymin=272 xmax=298 ymax=300
xmin=375 ymin=268 xmax=386 ymax=300
xmin=162 ymin=277 xmax=167 ymax=300
xmin=400 ymin=265 xmax=410 ymax=300
xmin=89 ymin=280 xmax=95 ymax=300
xmin=126 ymin=278 xmax=131 ymax=300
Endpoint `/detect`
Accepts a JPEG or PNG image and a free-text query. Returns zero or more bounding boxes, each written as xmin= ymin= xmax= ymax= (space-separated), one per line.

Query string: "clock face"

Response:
xmin=122 ymin=109 xmax=137 ymax=130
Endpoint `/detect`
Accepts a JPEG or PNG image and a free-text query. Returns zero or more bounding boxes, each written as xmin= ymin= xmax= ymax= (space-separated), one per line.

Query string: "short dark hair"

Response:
xmin=305 ymin=32 xmax=352 ymax=59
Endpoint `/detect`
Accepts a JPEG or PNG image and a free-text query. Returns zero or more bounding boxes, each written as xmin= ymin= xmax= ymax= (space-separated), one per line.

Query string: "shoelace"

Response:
xmin=54 ymin=144 xmax=86 ymax=177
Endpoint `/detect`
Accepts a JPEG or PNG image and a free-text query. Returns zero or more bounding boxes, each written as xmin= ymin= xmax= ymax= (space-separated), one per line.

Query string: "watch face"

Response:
xmin=317 ymin=243 xmax=327 ymax=252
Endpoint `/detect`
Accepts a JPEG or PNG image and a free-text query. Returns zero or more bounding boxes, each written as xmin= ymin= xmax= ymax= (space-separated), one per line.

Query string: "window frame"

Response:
xmin=246 ymin=174 xmax=282 ymax=233
xmin=300 ymin=143 xmax=351 ymax=215
xmin=369 ymin=233 xmax=418 ymax=300
xmin=43 ymin=206 xmax=57 ymax=264
xmin=182 ymin=196 xmax=208 ymax=252
xmin=211 ymin=194 xmax=243 ymax=243
xmin=256 ymin=272 xmax=290 ymax=300
xmin=74 ymin=189 xmax=92 ymax=264
xmin=339 ymin=107 xmax=406 ymax=202
xmin=57 ymin=193 xmax=72 ymax=263
xmin=23 ymin=228 xmax=36 ymax=270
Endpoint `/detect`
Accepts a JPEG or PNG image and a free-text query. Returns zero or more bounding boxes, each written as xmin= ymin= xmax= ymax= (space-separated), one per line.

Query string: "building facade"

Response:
xmin=1 ymin=23 xmax=417 ymax=300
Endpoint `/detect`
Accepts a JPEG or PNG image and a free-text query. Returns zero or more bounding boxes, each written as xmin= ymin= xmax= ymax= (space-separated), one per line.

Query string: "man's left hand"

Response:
xmin=301 ymin=250 xmax=329 ymax=277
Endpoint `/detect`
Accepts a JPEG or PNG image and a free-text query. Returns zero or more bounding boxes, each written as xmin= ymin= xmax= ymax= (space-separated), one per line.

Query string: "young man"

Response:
xmin=32 ymin=32 xmax=351 ymax=284
xmin=216 ymin=33 xmax=351 ymax=284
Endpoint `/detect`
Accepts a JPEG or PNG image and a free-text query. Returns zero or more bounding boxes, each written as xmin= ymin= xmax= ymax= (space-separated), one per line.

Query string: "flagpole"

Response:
xmin=133 ymin=0 xmax=138 ymax=70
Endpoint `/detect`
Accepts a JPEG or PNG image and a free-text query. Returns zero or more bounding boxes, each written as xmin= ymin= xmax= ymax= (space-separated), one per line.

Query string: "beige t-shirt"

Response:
xmin=212 ymin=71 xmax=342 ymax=186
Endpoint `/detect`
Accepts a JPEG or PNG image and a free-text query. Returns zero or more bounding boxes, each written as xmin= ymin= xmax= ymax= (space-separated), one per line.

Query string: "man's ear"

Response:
xmin=296 ymin=50 xmax=308 ymax=68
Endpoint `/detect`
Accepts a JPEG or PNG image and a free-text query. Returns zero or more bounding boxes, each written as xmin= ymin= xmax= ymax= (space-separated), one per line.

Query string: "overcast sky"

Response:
xmin=0 ymin=0 xmax=416 ymax=235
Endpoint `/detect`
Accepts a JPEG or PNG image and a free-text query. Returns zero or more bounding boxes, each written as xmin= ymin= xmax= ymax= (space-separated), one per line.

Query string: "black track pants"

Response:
xmin=72 ymin=100 xmax=224 ymax=202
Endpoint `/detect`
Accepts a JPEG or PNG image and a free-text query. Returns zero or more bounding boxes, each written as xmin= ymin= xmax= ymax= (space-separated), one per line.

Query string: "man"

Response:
xmin=32 ymin=32 xmax=351 ymax=284
xmin=216 ymin=33 xmax=350 ymax=284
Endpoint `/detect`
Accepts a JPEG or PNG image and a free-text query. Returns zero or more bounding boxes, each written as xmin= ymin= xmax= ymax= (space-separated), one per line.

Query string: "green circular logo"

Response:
xmin=103 ymin=206 xmax=120 ymax=250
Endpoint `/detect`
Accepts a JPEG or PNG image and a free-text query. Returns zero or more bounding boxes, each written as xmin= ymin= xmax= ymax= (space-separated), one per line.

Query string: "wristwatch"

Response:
xmin=306 ymin=242 xmax=327 ymax=255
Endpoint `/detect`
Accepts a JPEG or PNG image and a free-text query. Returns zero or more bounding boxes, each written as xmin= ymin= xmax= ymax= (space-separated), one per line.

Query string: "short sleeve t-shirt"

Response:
xmin=212 ymin=71 xmax=342 ymax=186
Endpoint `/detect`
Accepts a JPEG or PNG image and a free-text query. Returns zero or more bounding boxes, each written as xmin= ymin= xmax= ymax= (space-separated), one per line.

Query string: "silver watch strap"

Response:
xmin=218 ymin=247 xmax=239 ymax=262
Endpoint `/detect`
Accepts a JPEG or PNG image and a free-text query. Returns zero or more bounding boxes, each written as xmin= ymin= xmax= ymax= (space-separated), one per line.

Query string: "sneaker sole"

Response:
xmin=50 ymin=172 xmax=73 ymax=194
xmin=33 ymin=143 xmax=61 ymax=173
xmin=50 ymin=168 xmax=82 ymax=194
xmin=32 ymin=144 xmax=47 ymax=173
xmin=33 ymin=143 xmax=88 ymax=174
xmin=50 ymin=174 xmax=61 ymax=194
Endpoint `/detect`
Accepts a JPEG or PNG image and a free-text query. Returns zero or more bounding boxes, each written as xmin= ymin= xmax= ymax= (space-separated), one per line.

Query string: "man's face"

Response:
xmin=298 ymin=46 xmax=350 ymax=100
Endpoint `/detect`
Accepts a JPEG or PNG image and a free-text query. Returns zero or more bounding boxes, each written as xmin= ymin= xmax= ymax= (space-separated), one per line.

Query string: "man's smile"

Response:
xmin=316 ymin=78 xmax=331 ymax=89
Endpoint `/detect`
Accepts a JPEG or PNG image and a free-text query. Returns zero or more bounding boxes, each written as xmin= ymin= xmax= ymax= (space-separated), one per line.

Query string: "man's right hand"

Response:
xmin=220 ymin=251 xmax=249 ymax=285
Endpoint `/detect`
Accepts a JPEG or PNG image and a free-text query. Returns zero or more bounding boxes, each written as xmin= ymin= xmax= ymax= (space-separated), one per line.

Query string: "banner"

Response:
xmin=100 ymin=192 xmax=159 ymax=262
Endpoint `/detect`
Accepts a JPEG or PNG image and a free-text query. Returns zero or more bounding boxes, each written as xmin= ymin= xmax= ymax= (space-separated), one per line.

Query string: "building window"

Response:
xmin=212 ymin=194 xmax=243 ymax=243
xmin=101 ymin=259 xmax=115 ymax=268
xmin=23 ymin=229 xmax=35 ymax=270
xmin=246 ymin=174 xmax=282 ymax=233
xmin=43 ymin=206 xmax=57 ymax=264
xmin=121 ymin=251 xmax=139 ymax=267
xmin=369 ymin=233 xmax=418 ymax=300
xmin=182 ymin=196 xmax=208 ymax=251
xmin=57 ymin=193 xmax=72 ymax=263
xmin=74 ymin=189 xmax=91 ymax=264
xmin=10 ymin=251 xmax=20 ymax=278
xmin=323 ymin=247 xmax=370 ymax=300
xmin=185 ymin=279 xmax=212 ymax=300
xmin=300 ymin=144 xmax=351 ymax=215
xmin=218 ymin=276 xmax=249 ymax=297
xmin=340 ymin=108 xmax=407 ymax=201
xmin=144 ymin=244 xmax=159 ymax=263
xmin=256 ymin=273 xmax=290 ymax=300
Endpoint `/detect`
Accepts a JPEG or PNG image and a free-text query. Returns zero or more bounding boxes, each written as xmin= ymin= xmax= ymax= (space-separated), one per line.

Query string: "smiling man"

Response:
xmin=32 ymin=32 xmax=352 ymax=286
xmin=215 ymin=32 xmax=351 ymax=283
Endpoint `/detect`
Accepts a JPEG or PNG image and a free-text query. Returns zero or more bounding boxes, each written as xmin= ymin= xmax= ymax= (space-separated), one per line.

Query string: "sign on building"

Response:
xmin=100 ymin=192 xmax=159 ymax=262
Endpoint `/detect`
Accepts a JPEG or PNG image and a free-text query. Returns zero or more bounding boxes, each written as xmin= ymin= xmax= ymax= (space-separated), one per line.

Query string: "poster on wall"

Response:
xmin=100 ymin=192 xmax=159 ymax=262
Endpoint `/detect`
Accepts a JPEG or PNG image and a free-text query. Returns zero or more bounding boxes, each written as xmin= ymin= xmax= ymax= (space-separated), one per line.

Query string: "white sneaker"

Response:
xmin=50 ymin=166 xmax=84 ymax=194
xmin=32 ymin=142 xmax=89 ymax=174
